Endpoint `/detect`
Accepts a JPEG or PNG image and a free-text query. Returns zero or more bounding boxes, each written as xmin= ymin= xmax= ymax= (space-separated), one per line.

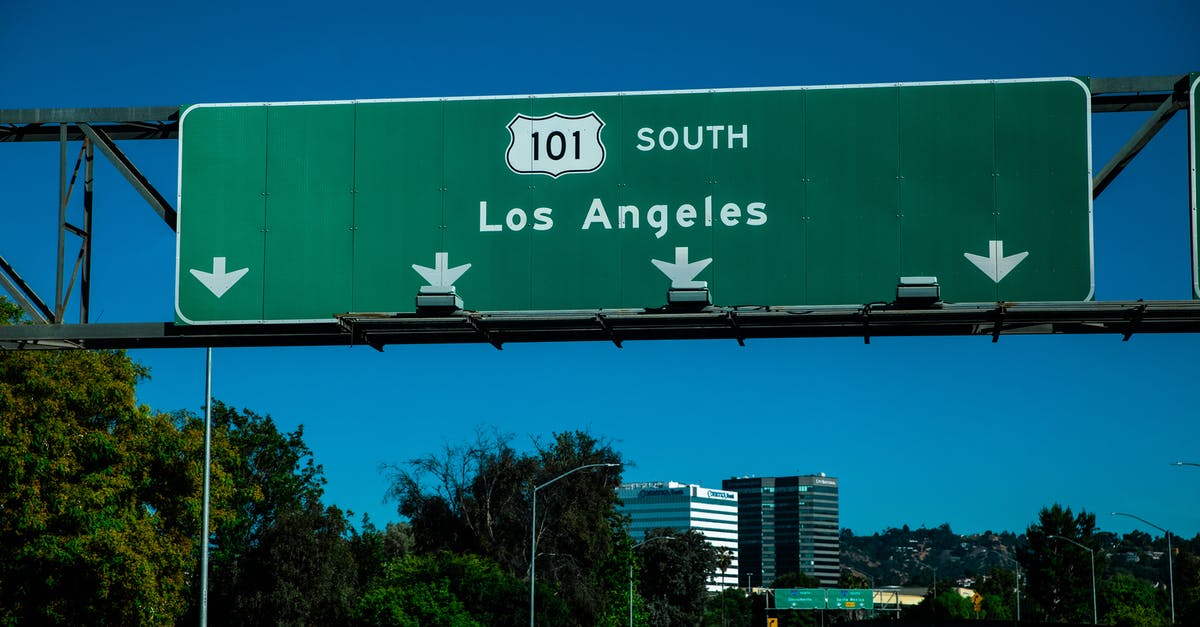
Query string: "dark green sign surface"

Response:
xmin=775 ymin=588 xmax=826 ymax=610
xmin=828 ymin=588 xmax=874 ymax=610
xmin=176 ymin=79 xmax=1093 ymax=324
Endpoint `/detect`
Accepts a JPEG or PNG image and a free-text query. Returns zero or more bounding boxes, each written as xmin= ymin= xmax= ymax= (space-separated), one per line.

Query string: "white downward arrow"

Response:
xmin=651 ymin=247 xmax=712 ymax=289
xmin=412 ymin=252 xmax=471 ymax=288
xmin=964 ymin=240 xmax=1029 ymax=283
xmin=190 ymin=257 xmax=249 ymax=298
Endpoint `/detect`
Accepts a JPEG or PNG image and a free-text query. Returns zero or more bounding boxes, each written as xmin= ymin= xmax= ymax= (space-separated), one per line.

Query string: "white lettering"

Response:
xmin=479 ymin=201 xmax=502 ymax=232
xmin=618 ymin=204 xmax=639 ymax=229
xmin=658 ymin=127 xmax=679 ymax=151
xmin=746 ymin=202 xmax=767 ymax=226
xmin=633 ymin=124 xmax=751 ymax=151
xmin=677 ymin=203 xmax=696 ymax=227
xmin=720 ymin=202 xmax=741 ymax=226
xmin=582 ymin=198 xmax=613 ymax=230
xmin=704 ymin=195 xmax=713 ymax=227
xmin=728 ymin=124 xmax=749 ymax=149
xmin=506 ymin=207 xmax=527 ymax=231
xmin=533 ymin=207 xmax=554 ymax=231
xmin=647 ymin=204 xmax=668 ymax=239
xmin=706 ymin=125 xmax=723 ymax=147
xmin=636 ymin=128 xmax=655 ymax=152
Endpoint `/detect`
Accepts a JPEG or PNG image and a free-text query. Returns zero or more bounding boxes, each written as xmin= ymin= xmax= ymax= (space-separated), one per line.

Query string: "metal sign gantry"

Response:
xmin=0 ymin=75 xmax=1195 ymax=350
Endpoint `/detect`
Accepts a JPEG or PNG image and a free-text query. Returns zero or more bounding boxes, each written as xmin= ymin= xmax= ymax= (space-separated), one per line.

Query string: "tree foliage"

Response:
xmin=386 ymin=427 xmax=624 ymax=626
xmin=193 ymin=402 xmax=359 ymax=626
xmin=636 ymin=528 xmax=721 ymax=626
xmin=1021 ymin=503 xmax=1104 ymax=623
xmin=355 ymin=552 xmax=540 ymax=627
xmin=0 ymin=346 xmax=205 ymax=625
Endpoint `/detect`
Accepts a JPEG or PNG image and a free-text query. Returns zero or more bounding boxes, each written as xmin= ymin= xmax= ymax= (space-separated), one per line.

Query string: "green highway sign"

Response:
xmin=775 ymin=588 xmax=826 ymax=610
xmin=828 ymin=588 xmax=874 ymax=610
xmin=176 ymin=78 xmax=1094 ymax=324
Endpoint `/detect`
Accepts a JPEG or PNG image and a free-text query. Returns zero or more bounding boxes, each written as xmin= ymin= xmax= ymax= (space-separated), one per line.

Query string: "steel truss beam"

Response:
xmin=0 ymin=76 xmax=1195 ymax=348
xmin=3 ymin=301 xmax=1200 ymax=351
xmin=1092 ymin=75 xmax=1191 ymax=198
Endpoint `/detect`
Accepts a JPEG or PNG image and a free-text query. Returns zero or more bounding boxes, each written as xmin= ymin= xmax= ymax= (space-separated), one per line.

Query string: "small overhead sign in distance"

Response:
xmin=775 ymin=588 xmax=826 ymax=610
xmin=176 ymin=77 xmax=1094 ymax=325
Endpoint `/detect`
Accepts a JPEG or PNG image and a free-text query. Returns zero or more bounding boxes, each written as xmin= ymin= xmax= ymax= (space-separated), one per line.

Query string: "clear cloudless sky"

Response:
xmin=2 ymin=1 xmax=1198 ymax=541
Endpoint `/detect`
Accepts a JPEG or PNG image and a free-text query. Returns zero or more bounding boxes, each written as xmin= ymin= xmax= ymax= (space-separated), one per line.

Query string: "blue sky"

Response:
xmin=2 ymin=1 xmax=1199 ymax=540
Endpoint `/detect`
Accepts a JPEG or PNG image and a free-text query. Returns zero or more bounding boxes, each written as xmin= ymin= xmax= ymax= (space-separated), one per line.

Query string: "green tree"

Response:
xmin=1101 ymin=573 xmax=1167 ymax=627
xmin=355 ymin=552 xmax=555 ymax=627
xmin=193 ymin=403 xmax=359 ymax=626
xmin=1021 ymin=503 xmax=1104 ymax=623
xmin=704 ymin=587 xmax=751 ymax=627
xmin=638 ymin=528 xmax=721 ymax=627
xmin=386 ymin=428 xmax=624 ymax=625
xmin=0 ymin=345 xmax=204 ymax=625
xmin=975 ymin=565 xmax=1018 ymax=620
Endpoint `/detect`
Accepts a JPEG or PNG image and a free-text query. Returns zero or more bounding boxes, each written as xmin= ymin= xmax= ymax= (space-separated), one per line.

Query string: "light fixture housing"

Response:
xmin=415 ymin=285 xmax=463 ymax=312
xmin=895 ymin=276 xmax=940 ymax=305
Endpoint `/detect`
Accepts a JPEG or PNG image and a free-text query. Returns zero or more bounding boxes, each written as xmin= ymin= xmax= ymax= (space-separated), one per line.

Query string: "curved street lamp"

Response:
xmin=1113 ymin=512 xmax=1174 ymax=625
xmin=992 ymin=552 xmax=1022 ymax=622
xmin=529 ymin=462 xmax=619 ymax=627
xmin=629 ymin=534 xmax=680 ymax=627
xmin=914 ymin=561 xmax=938 ymax=597
xmin=1047 ymin=535 xmax=1097 ymax=624
xmin=1173 ymin=461 xmax=1200 ymax=468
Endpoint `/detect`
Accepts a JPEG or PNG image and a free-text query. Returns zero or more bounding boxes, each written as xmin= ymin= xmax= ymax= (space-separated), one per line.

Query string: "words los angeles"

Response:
xmin=478 ymin=195 xmax=768 ymax=239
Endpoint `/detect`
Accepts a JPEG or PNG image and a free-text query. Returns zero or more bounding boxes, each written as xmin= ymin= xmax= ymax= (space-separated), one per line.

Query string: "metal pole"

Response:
xmin=55 ymin=124 xmax=66 ymax=321
xmin=1113 ymin=512 xmax=1175 ymax=624
xmin=200 ymin=348 xmax=212 ymax=627
xmin=1047 ymin=535 xmax=1096 ymax=624
xmin=1167 ymin=531 xmax=1175 ymax=625
xmin=1090 ymin=549 xmax=1097 ymax=625
xmin=81 ymin=140 xmax=93 ymax=323
xmin=628 ymin=558 xmax=633 ymax=627
xmin=529 ymin=487 xmax=536 ymax=627
xmin=529 ymin=462 xmax=618 ymax=627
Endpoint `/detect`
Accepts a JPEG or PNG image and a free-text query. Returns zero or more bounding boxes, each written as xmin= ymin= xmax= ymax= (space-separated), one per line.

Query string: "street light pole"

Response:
xmin=915 ymin=560 xmax=938 ymax=617
xmin=628 ymin=535 xmax=679 ymax=627
xmin=994 ymin=553 xmax=1022 ymax=622
xmin=529 ymin=462 xmax=618 ymax=627
xmin=1173 ymin=461 xmax=1200 ymax=468
xmin=1047 ymin=535 xmax=1097 ymax=624
xmin=1113 ymin=512 xmax=1175 ymax=625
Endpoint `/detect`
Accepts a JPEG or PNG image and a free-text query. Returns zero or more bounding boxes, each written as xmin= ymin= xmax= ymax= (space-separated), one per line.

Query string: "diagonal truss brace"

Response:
xmin=1092 ymin=76 xmax=1189 ymax=198
xmin=0 ymin=255 xmax=52 ymax=323
xmin=79 ymin=123 xmax=177 ymax=231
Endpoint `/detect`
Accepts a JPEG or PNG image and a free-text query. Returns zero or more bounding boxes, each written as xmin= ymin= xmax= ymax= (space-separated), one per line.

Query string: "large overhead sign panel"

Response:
xmin=176 ymin=78 xmax=1093 ymax=324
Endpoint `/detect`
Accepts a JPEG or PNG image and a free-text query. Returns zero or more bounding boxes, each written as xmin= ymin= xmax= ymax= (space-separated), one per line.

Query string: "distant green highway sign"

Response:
xmin=176 ymin=78 xmax=1094 ymax=324
xmin=775 ymin=588 xmax=826 ymax=610
xmin=774 ymin=588 xmax=873 ymax=610
xmin=829 ymin=588 xmax=874 ymax=610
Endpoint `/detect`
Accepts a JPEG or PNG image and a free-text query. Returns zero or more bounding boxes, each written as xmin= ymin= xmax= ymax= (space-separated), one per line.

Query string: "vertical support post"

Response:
xmin=56 ymin=123 xmax=67 ymax=322
xmin=529 ymin=487 xmax=536 ymax=627
xmin=200 ymin=347 xmax=213 ymax=627
xmin=81 ymin=139 xmax=93 ymax=323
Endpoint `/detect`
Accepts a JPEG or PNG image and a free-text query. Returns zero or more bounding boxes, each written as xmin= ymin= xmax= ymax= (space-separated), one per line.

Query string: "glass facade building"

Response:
xmin=721 ymin=474 xmax=840 ymax=587
xmin=616 ymin=481 xmax=739 ymax=589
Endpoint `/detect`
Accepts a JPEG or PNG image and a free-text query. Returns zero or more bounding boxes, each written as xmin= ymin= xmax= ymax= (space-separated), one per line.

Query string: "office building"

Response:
xmin=722 ymin=474 xmax=840 ymax=586
xmin=616 ymin=481 xmax=739 ymax=589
